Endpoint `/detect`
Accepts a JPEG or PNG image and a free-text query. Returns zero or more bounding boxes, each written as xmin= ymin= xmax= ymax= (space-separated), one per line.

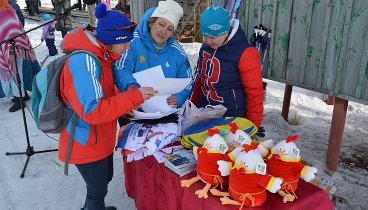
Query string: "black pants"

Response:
xmin=61 ymin=30 xmax=67 ymax=38
xmin=26 ymin=0 xmax=35 ymax=16
xmin=31 ymin=0 xmax=40 ymax=14
xmin=78 ymin=0 xmax=83 ymax=9
xmin=76 ymin=154 xmax=114 ymax=210
xmin=45 ymin=39 xmax=58 ymax=56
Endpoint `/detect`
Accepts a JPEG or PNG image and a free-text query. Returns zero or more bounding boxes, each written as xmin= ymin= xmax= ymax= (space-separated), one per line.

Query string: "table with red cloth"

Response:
xmin=123 ymin=156 xmax=334 ymax=210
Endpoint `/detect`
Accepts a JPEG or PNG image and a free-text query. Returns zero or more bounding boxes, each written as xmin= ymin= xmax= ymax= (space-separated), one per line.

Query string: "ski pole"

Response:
xmin=232 ymin=0 xmax=242 ymax=19
xmin=262 ymin=29 xmax=272 ymax=70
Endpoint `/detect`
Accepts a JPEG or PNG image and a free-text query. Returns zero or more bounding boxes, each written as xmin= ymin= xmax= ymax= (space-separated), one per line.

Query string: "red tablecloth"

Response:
xmin=123 ymin=156 xmax=334 ymax=210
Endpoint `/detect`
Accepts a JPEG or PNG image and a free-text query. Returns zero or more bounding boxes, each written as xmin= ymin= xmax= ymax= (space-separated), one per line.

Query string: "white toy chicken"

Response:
xmin=225 ymin=123 xmax=252 ymax=150
xmin=181 ymin=128 xmax=233 ymax=199
xmin=226 ymin=122 xmax=274 ymax=158
xmin=266 ymin=135 xmax=318 ymax=203
xmin=211 ymin=143 xmax=282 ymax=208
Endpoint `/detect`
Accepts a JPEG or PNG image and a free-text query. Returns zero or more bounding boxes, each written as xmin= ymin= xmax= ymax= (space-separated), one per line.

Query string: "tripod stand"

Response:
xmin=1 ymin=3 xmax=79 ymax=178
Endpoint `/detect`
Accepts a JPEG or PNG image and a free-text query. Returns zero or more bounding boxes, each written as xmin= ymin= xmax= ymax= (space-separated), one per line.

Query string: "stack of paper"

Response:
xmin=131 ymin=65 xmax=190 ymax=120
xmin=132 ymin=66 xmax=191 ymax=96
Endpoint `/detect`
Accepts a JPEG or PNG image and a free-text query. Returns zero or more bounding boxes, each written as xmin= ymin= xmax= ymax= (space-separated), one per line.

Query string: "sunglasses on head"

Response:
xmin=115 ymin=22 xmax=137 ymax=31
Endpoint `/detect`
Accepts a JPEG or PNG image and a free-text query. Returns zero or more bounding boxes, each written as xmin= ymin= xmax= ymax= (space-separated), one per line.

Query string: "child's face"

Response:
xmin=110 ymin=43 xmax=130 ymax=56
xmin=203 ymin=34 xmax=228 ymax=49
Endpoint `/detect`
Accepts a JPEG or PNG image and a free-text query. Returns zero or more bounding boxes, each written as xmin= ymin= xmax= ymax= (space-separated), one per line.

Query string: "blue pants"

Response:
xmin=45 ymin=39 xmax=58 ymax=56
xmin=76 ymin=154 xmax=114 ymax=210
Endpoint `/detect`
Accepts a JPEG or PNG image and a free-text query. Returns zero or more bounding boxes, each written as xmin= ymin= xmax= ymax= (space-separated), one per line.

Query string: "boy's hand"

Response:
xmin=167 ymin=95 xmax=178 ymax=108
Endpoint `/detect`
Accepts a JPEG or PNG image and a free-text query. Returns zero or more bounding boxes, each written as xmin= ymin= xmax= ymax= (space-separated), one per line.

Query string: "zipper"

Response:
xmin=210 ymin=49 xmax=218 ymax=62
xmin=232 ymin=89 xmax=238 ymax=111
xmin=155 ymin=49 xmax=159 ymax=58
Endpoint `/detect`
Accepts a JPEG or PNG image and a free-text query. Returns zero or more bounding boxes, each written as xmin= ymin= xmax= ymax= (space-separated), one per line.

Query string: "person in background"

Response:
xmin=31 ymin=0 xmax=40 ymax=15
xmin=77 ymin=0 xmax=82 ymax=10
xmin=8 ymin=0 xmax=24 ymax=26
xmin=41 ymin=13 xmax=58 ymax=56
xmin=54 ymin=0 xmax=72 ymax=38
xmin=83 ymin=0 xmax=96 ymax=28
xmin=191 ymin=6 xmax=264 ymax=128
xmin=0 ymin=0 xmax=40 ymax=112
xmin=25 ymin=0 xmax=34 ymax=16
xmin=57 ymin=3 xmax=157 ymax=210
xmin=114 ymin=0 xmax=193 ymax=110
xmin=114 ymin=0 xmax=130 ymax=19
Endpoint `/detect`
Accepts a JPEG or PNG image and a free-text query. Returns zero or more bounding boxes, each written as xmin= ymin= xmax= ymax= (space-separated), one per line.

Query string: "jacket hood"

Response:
xmin=135 ymin=7 xmax=176 ymax=52
xmin=226 ymin=19 xmax=249 ymax=47
xmin=62 ymin=28 xmax=121 ymax=62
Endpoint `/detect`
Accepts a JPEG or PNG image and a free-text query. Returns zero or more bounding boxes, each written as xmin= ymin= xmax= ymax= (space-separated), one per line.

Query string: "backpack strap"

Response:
xmin=62 ymin=50 xmax=100 ymax=175
xmin=64 ymin=114 xmax=79 ymax=175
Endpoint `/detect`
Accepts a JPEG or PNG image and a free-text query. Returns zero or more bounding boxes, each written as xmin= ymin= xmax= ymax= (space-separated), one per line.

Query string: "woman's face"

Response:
xmin=203 ymin=34 xmax=228 ymax=49
xmin=110 ymin=43 xmax=130 ymax=56
xmin=149 ymin=17 xmax=175 ymax=46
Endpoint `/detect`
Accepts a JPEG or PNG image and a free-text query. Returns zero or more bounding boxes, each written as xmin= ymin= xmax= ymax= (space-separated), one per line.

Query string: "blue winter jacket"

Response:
xmin=113 ymin=8 xmax=193 ymax=108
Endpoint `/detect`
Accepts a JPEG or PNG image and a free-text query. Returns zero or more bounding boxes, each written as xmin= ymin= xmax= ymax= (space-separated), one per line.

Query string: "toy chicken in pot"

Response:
xmin=226 ymin=122 xmax=274 ymax=158
xmin=211 ymin=144 xmax=282 ymax=208
xmin=266 ymin=135 xmax=318 ymax=203
xmin=181 ymin=128 xmax=233 ymax=199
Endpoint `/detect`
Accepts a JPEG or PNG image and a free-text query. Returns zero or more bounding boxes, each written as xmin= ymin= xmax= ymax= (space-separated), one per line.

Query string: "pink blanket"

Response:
xmin=0 ymin=8 xmax=37 ymax=81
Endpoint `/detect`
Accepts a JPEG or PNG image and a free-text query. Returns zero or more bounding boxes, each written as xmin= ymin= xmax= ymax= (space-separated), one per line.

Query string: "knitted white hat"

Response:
xmin=151 ymin=0 xmax=183 ymax=30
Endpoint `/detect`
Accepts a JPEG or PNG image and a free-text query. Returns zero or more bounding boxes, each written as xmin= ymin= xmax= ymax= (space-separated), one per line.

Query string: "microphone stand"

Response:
xmin=1 ymin=4 xmax=79 ymax=178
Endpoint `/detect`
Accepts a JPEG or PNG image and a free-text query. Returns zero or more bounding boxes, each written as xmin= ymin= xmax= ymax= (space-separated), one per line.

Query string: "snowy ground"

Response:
xmin=0 ymin=19 xmax=136 ymax=210
xmin=1 ymin=10 xmax=368 ymax=210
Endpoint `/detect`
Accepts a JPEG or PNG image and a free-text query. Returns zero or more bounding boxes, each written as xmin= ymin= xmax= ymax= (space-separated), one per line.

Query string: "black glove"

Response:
xmin=256 ymin=126 xmax=265 ymax=138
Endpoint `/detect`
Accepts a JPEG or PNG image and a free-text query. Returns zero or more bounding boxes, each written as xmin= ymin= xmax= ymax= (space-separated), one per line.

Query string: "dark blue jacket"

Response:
xmin=192 ymin=20 xmax=264 ymax=127
xmin=8 ymin=0 xmax=24 ymax=26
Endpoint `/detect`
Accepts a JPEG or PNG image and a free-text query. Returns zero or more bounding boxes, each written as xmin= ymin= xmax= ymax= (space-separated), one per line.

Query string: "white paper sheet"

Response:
xmin=133 ymin=65 xmax=165 ymax=87
xmin=153 ymin=78 xmax=191 ymax=96
xmin=141 ymin=95 xmax=176 ymax=113
xmin=132 ymin=65 xmax=191 ymax=95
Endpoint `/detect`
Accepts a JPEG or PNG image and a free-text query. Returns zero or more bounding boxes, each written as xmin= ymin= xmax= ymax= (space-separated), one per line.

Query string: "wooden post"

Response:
xmin=281 ymin=84 xmax=293 ymax=122
xmin=326 ymin=97 xmax=348 ymax=171
xmin=326 ymin=95 xmax=335 ymax=105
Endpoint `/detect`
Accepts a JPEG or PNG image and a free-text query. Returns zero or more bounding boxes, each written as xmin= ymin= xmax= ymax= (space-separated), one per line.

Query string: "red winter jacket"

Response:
xmin=58 ymin=28 xmax=144 ymax=164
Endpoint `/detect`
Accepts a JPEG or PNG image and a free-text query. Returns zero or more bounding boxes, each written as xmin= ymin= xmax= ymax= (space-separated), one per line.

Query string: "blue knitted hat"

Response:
xmin=201 ymin=6 xmax=230 ymax=37
xmin=42 ymin=13 xmax=52 ymax=21
xmin=95 ymin=3 xmax=135 ymax=45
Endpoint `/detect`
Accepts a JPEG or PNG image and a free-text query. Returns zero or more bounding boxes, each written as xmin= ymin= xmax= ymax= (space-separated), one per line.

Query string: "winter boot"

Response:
xmin=11 ymin=91 xmax=30 ymax=102
xmin=9 ymin=97 xmax=25 ymax=112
